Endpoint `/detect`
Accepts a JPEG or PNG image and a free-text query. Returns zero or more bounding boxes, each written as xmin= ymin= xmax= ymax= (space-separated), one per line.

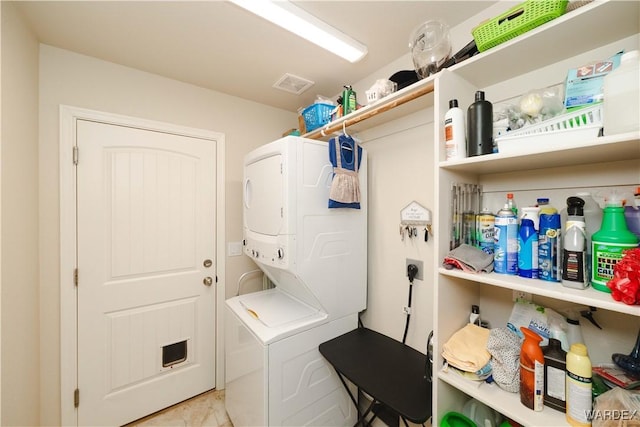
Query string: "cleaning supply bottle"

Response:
xmin=475 ymin=208 xmax=495 ymax=255
xmin=507 ymin=193 xmax=518 ymax=216
xmin=565 ymin=316 xmax=585 ymax=350
xmin=577 ymin=191 xmax=603 ymax=285
xmin=625 ymin=186 xmax=640 ymax=241
xmin=518 ymin=218 xmax=538 ymax=278
xmin=469 ymin=304 xmax=481 ymax=326
xmin=444 ymin=99 xmax=466 ymax=160
xmin=603 ymin=50 xmax=640 ymax=136
xmin=566 ymin=343 xmax=592 ymax=427
xmin=520 ymin=327 xmax=544 ymax=411
xmin=494 ymin=204 xmax=518 ymax=275
xmin=560 ymin=192 xmax=601 ymax=241
xmin=591 ymin=192 xmax=639 ymax=292
xmin=342 ymin=85 xmax=357 ymax=115
xmin=537 ymin=198 xmax=557 ymax=215
xmin=467 ymin=91 xmax=493 ymax=156
xmin=543 ymin=338 xmax=567 ymax=413
xmin=562 ymin=197 xmax=589 ymax=289
xmin=521 ymin=206 xmax=541 ymax=231
xmin=539 ymin=213 xmax=562 ymax=282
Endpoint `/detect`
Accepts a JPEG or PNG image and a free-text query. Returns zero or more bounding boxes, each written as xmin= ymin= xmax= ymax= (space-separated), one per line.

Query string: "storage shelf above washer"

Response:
xmin=302 ymin=76 xmax=435 ymax=140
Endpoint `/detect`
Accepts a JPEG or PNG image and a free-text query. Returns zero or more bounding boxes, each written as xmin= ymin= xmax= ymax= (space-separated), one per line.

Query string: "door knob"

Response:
xmin=203 ymin=277 xmax=213 ymax=286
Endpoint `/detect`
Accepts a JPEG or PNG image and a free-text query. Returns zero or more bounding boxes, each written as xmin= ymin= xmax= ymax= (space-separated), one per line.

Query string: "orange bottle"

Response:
xmin=520 ymin=327 xmax=544 ymax=411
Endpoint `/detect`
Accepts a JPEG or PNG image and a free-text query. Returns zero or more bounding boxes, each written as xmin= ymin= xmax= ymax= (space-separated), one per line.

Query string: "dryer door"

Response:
xmin=244 ymin=153 xmax=284 ymax=236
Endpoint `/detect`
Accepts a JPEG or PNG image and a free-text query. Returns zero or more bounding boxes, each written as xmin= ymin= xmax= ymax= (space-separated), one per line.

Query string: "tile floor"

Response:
xmin=125 ymin=389 xmax=232 ymax=427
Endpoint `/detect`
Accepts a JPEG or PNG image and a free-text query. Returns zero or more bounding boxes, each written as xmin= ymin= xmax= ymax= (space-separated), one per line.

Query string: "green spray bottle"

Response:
xmin=591 ymin=191 xmax=639 ymax=292
xmin=342 ymin=85 xmax=357 ymax=115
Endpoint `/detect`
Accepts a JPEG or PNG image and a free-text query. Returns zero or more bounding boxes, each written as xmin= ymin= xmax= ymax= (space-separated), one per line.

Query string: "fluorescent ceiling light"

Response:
xmin=229 ymin=0 xmax=368 ymax=63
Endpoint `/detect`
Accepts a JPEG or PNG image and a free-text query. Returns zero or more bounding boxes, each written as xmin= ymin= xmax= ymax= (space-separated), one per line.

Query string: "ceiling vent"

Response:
xmin=273 ymin=73 xmax=315 ymax=95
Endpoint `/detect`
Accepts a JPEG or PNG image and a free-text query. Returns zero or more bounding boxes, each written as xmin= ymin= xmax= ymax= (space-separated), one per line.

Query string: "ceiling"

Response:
xmin=14 ymin=1 xmax=496 ymax=112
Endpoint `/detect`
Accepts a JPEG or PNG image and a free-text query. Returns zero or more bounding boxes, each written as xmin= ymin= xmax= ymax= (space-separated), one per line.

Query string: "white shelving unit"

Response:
xmin=433 ymin=1 xmax=639 ymax=426
xmin=304 ymin=1 xmax=640 ymax=425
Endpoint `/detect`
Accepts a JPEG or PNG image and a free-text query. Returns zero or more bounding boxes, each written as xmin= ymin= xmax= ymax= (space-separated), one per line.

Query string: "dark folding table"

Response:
xmin=319 ymin=327 xmax=432 ymax=427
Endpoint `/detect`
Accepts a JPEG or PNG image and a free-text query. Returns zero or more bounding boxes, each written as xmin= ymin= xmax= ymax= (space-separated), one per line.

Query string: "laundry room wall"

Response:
xmin=356 ymin=110 xmax=436 ymax=353
xmin=37 ymin=45 xmax=295 ymax=426
xmin=348 ymin=2 xmax=505 ymax=355
xmin=1 ymin=2 xmax=41 ymax=426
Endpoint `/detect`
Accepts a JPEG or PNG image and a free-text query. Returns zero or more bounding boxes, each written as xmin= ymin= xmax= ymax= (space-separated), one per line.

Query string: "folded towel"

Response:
xmin=442 ymin=323 xmax=492 ymax=373
xmin=443 ymin=243 xmax=494 ymax=273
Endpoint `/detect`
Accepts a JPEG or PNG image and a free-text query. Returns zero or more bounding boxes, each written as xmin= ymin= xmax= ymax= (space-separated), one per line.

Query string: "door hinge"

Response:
xmin=73 ymin=146 xmax=79 ymax=165
xmin=74 ymin=388 xmax=80 ymax=408
xmin=74 ymin=268 xmax=78 ymax=286
xmin=281 ymin=207 xmax=283 ymax=218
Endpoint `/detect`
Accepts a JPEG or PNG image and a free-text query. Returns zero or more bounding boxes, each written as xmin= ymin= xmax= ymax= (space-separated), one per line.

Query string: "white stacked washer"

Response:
xmin=225 ymin=135 xmax=367 ymax=426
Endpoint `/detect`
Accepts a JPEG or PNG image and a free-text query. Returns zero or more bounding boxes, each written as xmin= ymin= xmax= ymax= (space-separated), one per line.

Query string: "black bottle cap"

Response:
xmin=475 ymin=91 xmax=485 ymax=101
xmin=471 ymin=304 xmax=479 ymax=314
xmin=449 ymin=99 xmax=459 ymax=108
xmin=566 ymin=196 xmax=585 ymax=216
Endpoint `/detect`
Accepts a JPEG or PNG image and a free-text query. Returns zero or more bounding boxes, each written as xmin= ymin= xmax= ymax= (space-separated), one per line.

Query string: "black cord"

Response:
xmin=403 ymin=264 xmax=418 ymax=345
xmin=402 ymin=280 xmax=414 ymax=345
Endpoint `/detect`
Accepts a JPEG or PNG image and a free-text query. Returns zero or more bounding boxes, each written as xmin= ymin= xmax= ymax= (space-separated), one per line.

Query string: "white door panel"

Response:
xmin=76 ymin=120 xmax=216 ymax=426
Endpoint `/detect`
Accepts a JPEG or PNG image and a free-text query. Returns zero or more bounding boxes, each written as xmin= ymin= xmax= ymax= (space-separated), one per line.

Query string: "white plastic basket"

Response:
xmin=496 ymin=104 xmax=602 ymax=154
xmin=366 ymin=89 xmax=381 ymax=104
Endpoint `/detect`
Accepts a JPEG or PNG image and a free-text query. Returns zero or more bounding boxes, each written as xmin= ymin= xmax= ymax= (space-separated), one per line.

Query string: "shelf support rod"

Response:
xmin=304 ymin=81 xmax=435 ymax=140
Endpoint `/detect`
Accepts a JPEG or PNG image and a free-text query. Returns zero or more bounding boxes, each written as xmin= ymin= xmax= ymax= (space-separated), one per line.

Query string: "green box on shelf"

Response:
xmin=472 ymin=0 xmax=568 ymax=52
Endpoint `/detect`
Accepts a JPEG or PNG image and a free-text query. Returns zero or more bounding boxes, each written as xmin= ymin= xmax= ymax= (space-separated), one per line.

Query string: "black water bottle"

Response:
xmin=467 ymin=90 xmax=493 ymax=156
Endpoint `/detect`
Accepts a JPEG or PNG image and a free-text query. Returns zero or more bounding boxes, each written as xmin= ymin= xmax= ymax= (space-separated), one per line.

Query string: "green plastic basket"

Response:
xmin=472 ymin=0 xmax=568 ymax=52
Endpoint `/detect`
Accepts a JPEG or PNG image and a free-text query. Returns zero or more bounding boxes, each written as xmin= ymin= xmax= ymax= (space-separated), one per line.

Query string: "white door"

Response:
xmin=75 ymin=119 xmax=216 ymax=426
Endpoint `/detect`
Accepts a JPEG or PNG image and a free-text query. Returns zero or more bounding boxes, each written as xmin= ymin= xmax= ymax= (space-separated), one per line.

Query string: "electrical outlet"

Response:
xmin=405 ymin=258 xmax=423 ymax=281
xmin=513 ymin=290 xmax=532 ymax=301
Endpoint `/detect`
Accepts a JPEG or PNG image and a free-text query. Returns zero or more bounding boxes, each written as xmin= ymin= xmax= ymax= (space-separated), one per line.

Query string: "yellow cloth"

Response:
xmin=442 ymin=323 xmax=491 ymax=373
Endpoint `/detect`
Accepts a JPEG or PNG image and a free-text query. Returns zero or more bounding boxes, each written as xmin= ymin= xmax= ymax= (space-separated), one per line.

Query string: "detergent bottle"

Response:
xmin=566 ymin=343 xmax=592 ymax=427
xmin=591 ymin=191 xmax=639 ymax=292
